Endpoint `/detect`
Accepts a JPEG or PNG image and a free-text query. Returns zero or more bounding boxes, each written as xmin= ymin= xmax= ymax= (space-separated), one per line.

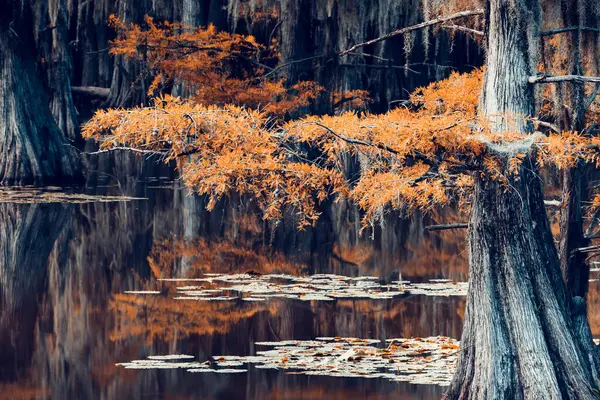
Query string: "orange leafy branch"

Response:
xmin=84 ymin=69 xmax=600 ymax=228
xmin=107 ymin=15 xmax=364 ymax=115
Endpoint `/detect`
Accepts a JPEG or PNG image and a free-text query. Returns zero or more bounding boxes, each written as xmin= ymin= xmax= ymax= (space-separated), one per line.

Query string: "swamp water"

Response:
xmin=1 ymin=179 xmax=599 ymax=399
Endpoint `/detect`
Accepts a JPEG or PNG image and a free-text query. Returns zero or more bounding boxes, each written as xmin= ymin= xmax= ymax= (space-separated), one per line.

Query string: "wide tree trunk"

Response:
xmin=448 ymin=168 xmax=597 ymax=398
xmin=446 ymin=0 xmax=598 ymax=397
xmin=0 ymin=3 xmax=80 ymax=185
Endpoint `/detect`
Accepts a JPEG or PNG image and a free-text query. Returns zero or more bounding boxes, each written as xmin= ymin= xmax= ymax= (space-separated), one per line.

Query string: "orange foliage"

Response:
xmin=84 ymin=69 xmax=600 ymax=228
xmin=110 ymin=292 xmax=277 ymax=343
xmin=147 ymin=237 xmax=307 ymax=278
xmin=108 ymin=15 xmax=323 ymax=114
xmin=331 ymin=89 xmax=372 ymax=111
xmin=0 ymin=383 xmax=48 ymax=400
xmin=83 ymin=99 xmax=345 ymax=228
xmin=108 ymin=16 xmax=368 ymax=115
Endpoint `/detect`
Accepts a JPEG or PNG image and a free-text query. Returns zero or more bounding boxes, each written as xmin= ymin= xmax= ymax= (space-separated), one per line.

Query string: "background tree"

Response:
xmin=0 ymin=0 xmax=80 ymax=185
xmin=538 ymin=0 xmax=600 ymax=381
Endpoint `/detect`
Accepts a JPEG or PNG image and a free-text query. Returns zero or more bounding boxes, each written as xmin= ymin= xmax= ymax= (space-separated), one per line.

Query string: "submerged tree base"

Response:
xmin=446 ymin=167 xmax=598 ymax=399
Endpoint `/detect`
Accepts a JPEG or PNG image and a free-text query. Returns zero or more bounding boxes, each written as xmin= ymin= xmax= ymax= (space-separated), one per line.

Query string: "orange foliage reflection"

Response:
xmin=148 ymin=237 xmax=307 ymax=278
xmin=111 ymin=236 xmax=307 ymax=343
xmin=0 ymin=383 xmax=48 ymax=400
xmin=110 ymin=291 xmax=279 ymax=343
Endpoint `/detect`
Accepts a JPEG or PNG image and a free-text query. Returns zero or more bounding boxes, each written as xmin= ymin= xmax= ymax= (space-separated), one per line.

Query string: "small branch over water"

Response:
xmin=424 ymin=223 xmax=468 ymax=232
xmin=529 ymin=75 xmax=600 ymax=84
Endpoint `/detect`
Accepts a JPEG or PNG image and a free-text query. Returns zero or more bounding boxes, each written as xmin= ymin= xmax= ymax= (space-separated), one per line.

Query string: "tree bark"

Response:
xmin=560 ymin=165 xmax=589 ymax=298
xmin=446 ymin=0 xmax=598 ymax=397
xmin=36 ymin=0 xmax=81 ymax=141
xmin=448 ymin=169 xmax=596 ymax=399
xmin=0 ymin=2 xmax=80 ymax=185
xmin=556 ymin=0 xmax=600 ymax=380
xmin=104 ymin=0 xmax=150 ymax=107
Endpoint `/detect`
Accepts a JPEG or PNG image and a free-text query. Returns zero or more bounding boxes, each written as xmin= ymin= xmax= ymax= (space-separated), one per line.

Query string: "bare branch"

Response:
xmin=425 ymin=201 xmax=560 ymax=232
xmin=85 ymin=47 xmax=109 ymax=56
xmin=544 ymin=199 xmax=561 ymax=207
xmin=424 ymin=223 xmax=468 ymax=232
xmin=345 ymin=52 xmax=394 ymax=62
xmin=529 ymin=74 xmax=600 ymax=84
xmin=263 ymin=55 xmax=324 ymax=78
xmin=576 ymin=245 xmax=600 ymax=253
xmin=585 ymin=83 xmax=600 ymax=111
xmin=339 ymin=9 xmax=484 ymax=57
xmin=71 ymin=86 xmax=110 ymax=99
xmin=261 ymin=11 xmax=483 ymax=77
xmin=88 ymin=145 xmax=204 ymax=159
xmin=584 ymin=123 xmax=600 ymax=135
xmin=441 ymin=24 xmax=484 ymax=37
xmin=540 ymin=26 xmax=600 ymax=36
xmin=340 ymin=63 xmax=421 ymax=74
xmin=85 ymin=147 xmax=168 ymax=156
xmin=533 ymin=119 xmax=560 ymax=133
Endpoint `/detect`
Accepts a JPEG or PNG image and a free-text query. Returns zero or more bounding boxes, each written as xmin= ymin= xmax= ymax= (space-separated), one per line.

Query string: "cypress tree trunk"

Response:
xmin=105 ymin=0 xmax=149 ymax=107
xmin=557 ymin=0 xmax=588 ymax=292
xmin=39 ymin=0 xmax=81 ymax=141
xmin=560 ymin=167 xmax=588 ymax=298
xmin=446 ymin=0 xmax=598 ymax=397
xmin=555 ymin=0 xmax=600 ymax=378
xmin=71 ymin=0 xmax=114 ymax=88
xmin=0 ymin=1 xmax=80 ymax=185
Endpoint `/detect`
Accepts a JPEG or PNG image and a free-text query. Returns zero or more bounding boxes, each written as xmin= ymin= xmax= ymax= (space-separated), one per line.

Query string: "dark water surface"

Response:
xmin=1 ymin=178 xmax=598 ymax=399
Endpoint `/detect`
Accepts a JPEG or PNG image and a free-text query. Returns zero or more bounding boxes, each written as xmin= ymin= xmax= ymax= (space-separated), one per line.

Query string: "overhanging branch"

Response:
xmin=540 ymin=26 xmax=600 ymax=36
xmin=72 ymin=86 xmax=110 ymax=99
xmin=576 ymin=245 xmax=600 ymax=253
xmin=312 ymin=122 xmax=400 ymax=156
xmin=534 ymin=119 xmax=560 ymax=133
xmin=529 ymin=75 xmax=600 ymax=84
xmin=441 ymin=24 xmax=484 ymax=37
xmin=339 ymin=9 xmax=484 ymax=57
xmin=310 ymin=122 xmax=477 ymax=174
xmin=424 ymin=223 xmax=468 ymax=232
xmin=85 ymin=147 xmax=168 ymax=156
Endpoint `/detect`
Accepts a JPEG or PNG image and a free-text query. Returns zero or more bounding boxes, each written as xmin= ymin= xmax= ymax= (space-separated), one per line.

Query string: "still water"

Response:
xmin=0 ymin=171 xmax=598 ymax=399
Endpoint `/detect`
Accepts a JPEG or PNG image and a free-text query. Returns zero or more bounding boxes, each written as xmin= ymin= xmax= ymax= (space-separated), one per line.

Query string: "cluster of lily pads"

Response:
xmin=116 ymin=336 xmax=459 ymax=386
xmin=0 ymin=186 xmax=145 ymax=204
xmin=128 ymin=273 xmax=468 ymax=301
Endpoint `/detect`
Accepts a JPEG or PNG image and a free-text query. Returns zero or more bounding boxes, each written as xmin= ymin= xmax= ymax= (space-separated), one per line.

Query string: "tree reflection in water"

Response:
xmin=1 ymin=183 xmax=596 ymax=399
